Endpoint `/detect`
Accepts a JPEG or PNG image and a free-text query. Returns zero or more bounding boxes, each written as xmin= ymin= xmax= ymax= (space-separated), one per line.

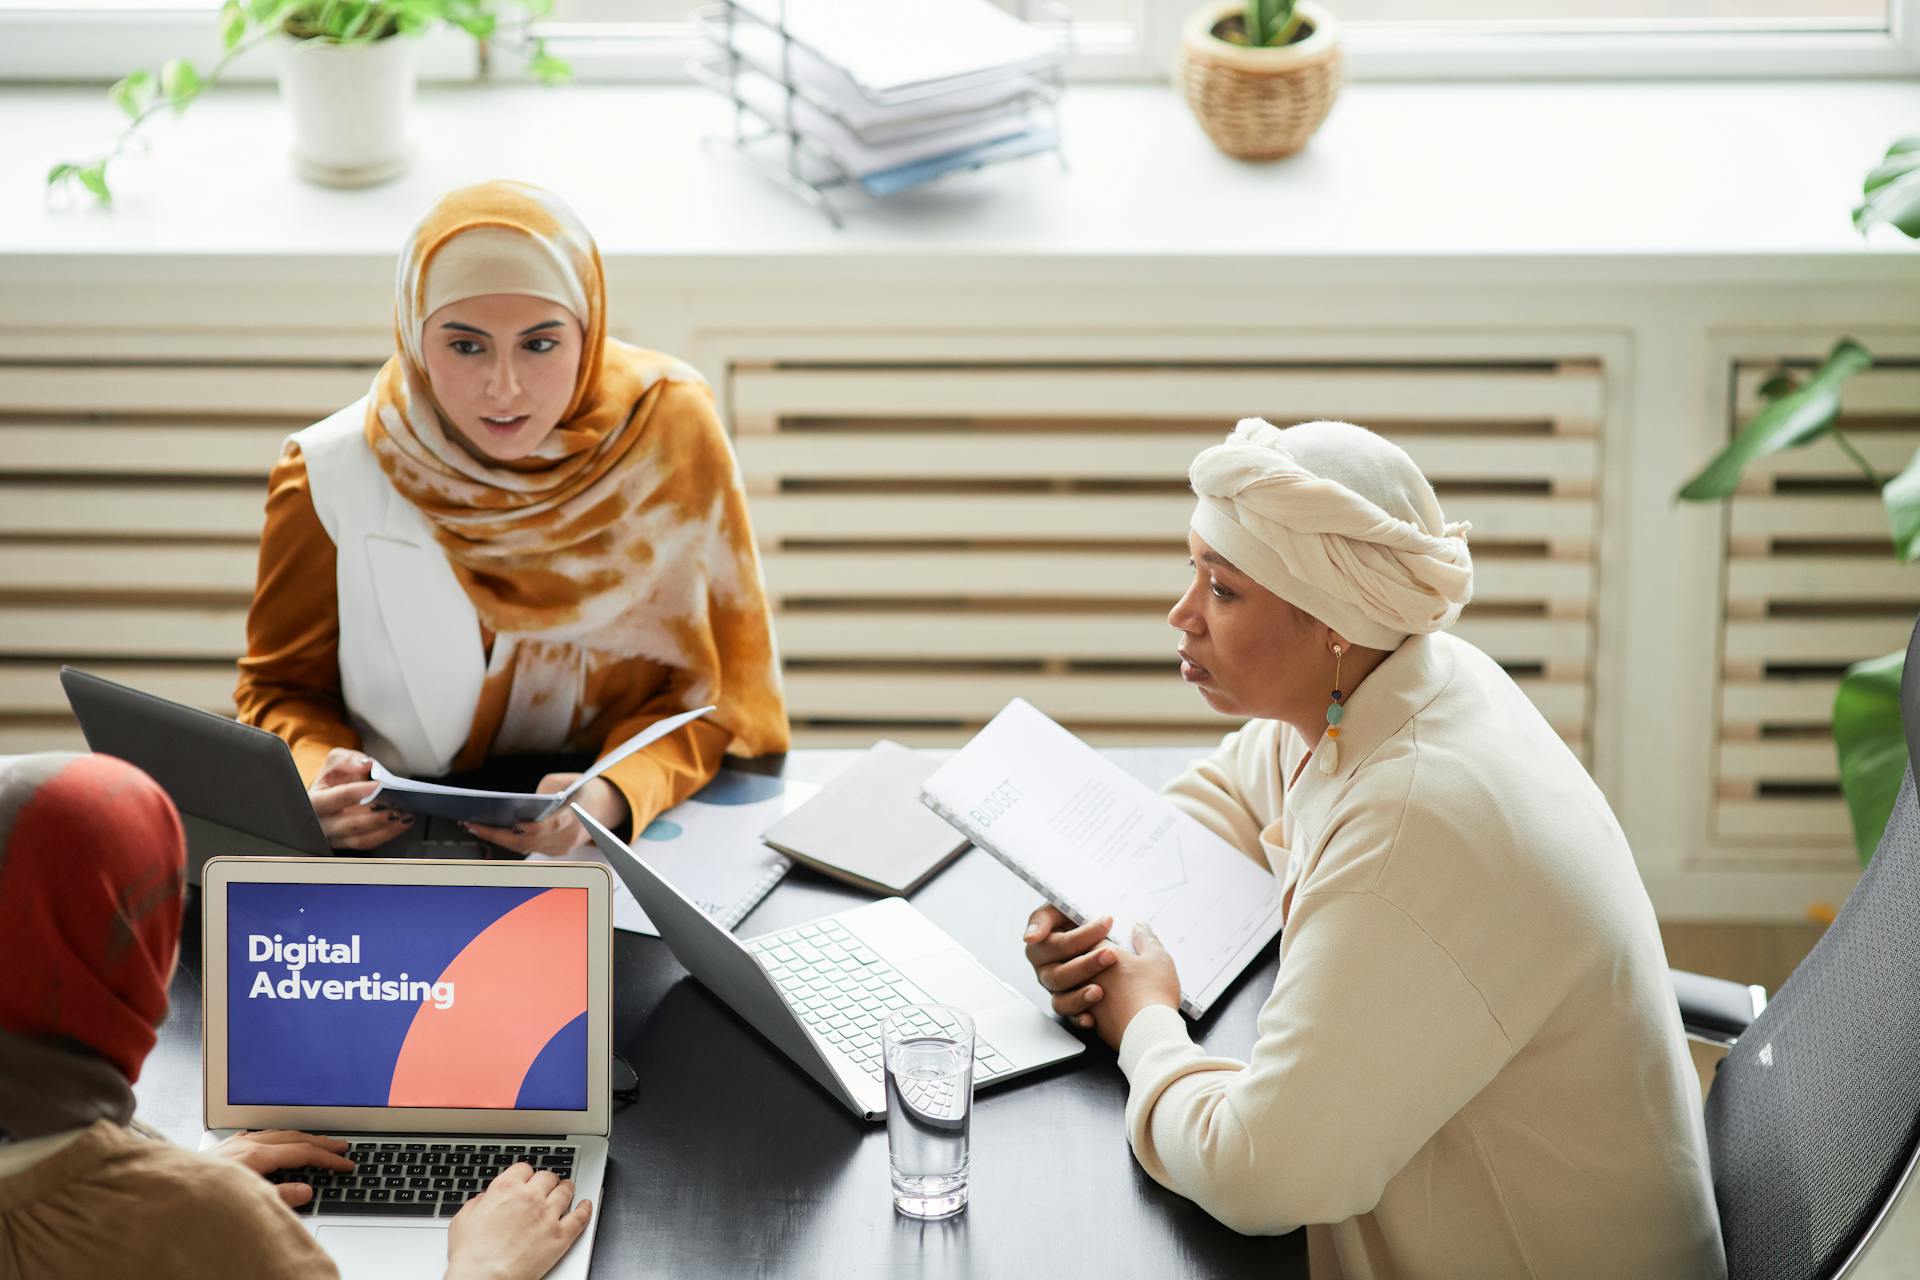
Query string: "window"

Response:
xmin=2 ymin=0 xmax=1913 ymax=81
xmin=1326 ymin=0 xmax=1915 ymax=76
xmin=526 ymin=0 xmax=1152 ymax=81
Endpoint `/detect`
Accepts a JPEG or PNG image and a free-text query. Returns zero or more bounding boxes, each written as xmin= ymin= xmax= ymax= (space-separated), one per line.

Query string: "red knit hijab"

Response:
xmin=0 ymin=754 xmax=185 ymax=1085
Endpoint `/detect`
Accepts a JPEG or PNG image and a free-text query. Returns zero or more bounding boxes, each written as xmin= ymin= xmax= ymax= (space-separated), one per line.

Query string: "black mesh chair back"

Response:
xmin=1703 ymin=616 xmax=1920 ymax=1280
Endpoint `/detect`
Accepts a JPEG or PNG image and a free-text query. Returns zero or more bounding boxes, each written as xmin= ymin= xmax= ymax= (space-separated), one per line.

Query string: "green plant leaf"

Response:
xmin=1835 ymin=649 xmax=1909 ymax=865
xmin=220 ymin=0 xmax=249 ymax=50
xmin=46 ymin=161 xmax=76 ymax=188
xmin=1676 ymin=337 xmax=1874 ymax=502
xmin=161 ymin=58 xmax=203 ymax=111
xmin=528 ymin=42 xmax=571 ymax=84
xmin=1854 ymin=136 xmax=1920 ymax=239
xmin=1882 ymin=447 xmax=1920 ymax=563
xmin=1245 ymin=0 xmax=1270 ymax=45
xmin=110 ymin=70 xmax=156 ymax=120
xmin=1756 ymin=371 xmax=1799 ymax=401
xmin=77 ymin=162 xmax=112 ymax=205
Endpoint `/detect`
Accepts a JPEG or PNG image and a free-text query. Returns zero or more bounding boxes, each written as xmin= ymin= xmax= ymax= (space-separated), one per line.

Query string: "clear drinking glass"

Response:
xmin=882 ymin=1003 xmax=975 ymax=1219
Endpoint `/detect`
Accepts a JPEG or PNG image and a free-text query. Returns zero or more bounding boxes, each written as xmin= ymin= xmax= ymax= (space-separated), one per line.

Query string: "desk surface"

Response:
xmin=137 ymin=749 xmax=1305 ymax=1279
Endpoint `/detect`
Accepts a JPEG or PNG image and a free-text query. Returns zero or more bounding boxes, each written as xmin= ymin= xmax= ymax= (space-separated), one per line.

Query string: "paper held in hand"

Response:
xmin=919 ymin=699 xmax=1283 ymax=1019
xmin=362 ymin=706 xmax=716 ymax=826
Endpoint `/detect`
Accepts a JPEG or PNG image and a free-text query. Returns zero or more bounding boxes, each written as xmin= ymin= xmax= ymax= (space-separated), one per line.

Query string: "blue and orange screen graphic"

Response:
xmin=226 ymin=883 xmax=588 ymax=1111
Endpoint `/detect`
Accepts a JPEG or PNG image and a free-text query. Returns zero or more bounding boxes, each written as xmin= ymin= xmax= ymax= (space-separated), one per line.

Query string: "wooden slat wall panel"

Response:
xmin=762 ymin=549 xmax=1594 ymax=609
xmin=0 ymin=358 xmax=381 ymax=751
xmin=732 ymin=360 xmax=1605 ymax=749
xmin=0 ymin=365 xmax=372 ymax=415
xmin=732 ymin=367 xmax=1606 ymax=426
xmin=0 ymin=423 xmax=290 ymax=475
xmin=0 ymin=356 xmax=1603 ymax=760
xmin=752 ymin=493 xmax=1596 ymax=544
xmin=1715 ymin=363 xmax=1920 ymax=865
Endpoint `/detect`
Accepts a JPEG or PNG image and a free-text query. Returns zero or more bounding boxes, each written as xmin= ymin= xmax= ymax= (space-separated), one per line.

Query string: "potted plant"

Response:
xmin=1175 ymin=0 xmax=1343 ymax=161
xmin=47 ymin=0 xmax=570 ymax=204
xmin=1674 ymin=142 xmax=1920 ymax=867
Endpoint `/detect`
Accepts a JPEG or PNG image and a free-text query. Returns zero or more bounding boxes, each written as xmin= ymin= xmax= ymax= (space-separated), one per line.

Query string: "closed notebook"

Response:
xmin=919 ymin=699 xmax=1283 ymax=1019
xmin=760 ymin=740 xmax=970 ymax=896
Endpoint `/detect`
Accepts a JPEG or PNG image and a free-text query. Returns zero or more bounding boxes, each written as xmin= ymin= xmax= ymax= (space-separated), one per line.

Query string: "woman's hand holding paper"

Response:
xmin=1023 ymin=906 xmax=1180 ymax=1050
xmin=310 ymin=747 xmax=413 ymax=850
xmin=462 ymin=774 xmax=630 ymax=857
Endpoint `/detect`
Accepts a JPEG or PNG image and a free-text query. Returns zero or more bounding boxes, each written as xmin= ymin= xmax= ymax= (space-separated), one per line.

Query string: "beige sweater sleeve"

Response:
xmin=1116 ymin=885 xmax=1514 ymax=1235
xmin=1158 ymin=728 xmax=1272 ymax=868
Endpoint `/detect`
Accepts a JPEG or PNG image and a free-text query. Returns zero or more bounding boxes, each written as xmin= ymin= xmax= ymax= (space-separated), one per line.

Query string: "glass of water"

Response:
xmin=882 ymin=1003 xmax=975 ymax=1219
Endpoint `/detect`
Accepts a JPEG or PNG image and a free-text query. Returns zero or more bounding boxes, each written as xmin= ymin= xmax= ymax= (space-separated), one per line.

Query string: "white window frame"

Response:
xmin=1 ymin=0 xmax=1915 ymax=82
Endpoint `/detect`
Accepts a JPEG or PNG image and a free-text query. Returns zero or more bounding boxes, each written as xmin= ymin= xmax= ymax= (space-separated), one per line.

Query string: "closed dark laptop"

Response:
xmin=60 ymin=667 xmax=331 ymax=881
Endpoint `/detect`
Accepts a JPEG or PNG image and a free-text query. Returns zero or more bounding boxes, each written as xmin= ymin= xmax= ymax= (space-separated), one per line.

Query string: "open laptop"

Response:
xmin=199 ymin=857 xmax=613 ymax=1280
xmin=575 ymin=806 xmax=1082 ymax=1121
xmin=61 ymin=667 xmax=331 ymax=882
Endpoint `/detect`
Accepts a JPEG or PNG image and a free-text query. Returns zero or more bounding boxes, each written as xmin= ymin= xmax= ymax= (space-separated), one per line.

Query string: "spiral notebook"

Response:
xmin=536 ymin=769 xmax=818 ymax=936
xmin=919 ymin=699 xmax=1283 ymax=1018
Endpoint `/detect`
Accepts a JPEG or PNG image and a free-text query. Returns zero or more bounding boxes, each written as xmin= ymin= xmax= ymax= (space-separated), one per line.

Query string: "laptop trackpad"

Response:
xmin=316 ymin=1224 xmax=447 ymax=1278
xmin=912 ymin=950 xmax=1016 ymax=1012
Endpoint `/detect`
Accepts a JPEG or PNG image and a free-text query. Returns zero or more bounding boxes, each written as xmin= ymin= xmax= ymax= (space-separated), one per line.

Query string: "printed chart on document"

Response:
xmin=1044 ymin=772 xmax=1276 ymax=987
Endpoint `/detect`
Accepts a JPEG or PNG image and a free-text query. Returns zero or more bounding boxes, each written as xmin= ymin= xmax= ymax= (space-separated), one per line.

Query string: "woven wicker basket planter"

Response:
xmin=1177 ymin=1 xmax=1343 ymax=161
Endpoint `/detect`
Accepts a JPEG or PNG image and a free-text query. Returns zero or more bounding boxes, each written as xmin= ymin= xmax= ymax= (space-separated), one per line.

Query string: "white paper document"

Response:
xmin=535 ymin=770 xmax=820 ymax=936
xmin=721 ymin=17 xmax=1048 ymax=140
xmin=727 ymin=63 xmax=1036 ymax=179
xmin=363 ymin=707 xmax=715 ymax=825
xmin=920 ymin=699 xmax=1283 ymax=1018
xmin=730 ymin=0 xmax=1061 ymax=100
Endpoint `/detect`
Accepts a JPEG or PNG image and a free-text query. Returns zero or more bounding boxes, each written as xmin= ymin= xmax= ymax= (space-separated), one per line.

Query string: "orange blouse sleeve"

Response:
xmin=233 ymin=445 xmax=360 ymax=786
xmin=584 ymin=663 xmax=734 ymax=834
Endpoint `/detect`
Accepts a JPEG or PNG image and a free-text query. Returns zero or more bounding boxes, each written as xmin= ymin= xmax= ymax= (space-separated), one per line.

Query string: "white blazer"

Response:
xmin=290 ymin=399 xmax=486 ymax=777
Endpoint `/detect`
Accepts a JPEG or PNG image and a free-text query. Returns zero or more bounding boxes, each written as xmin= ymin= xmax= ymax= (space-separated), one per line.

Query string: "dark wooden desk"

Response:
xmin=137 ymin=749 xmax=1307 ymax=1278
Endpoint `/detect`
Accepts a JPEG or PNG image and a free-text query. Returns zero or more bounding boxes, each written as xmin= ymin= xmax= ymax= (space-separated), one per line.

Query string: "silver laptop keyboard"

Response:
xmin=747 ymin=918 xmax=1016 ymax=1084
xmin=267 ymin=1139 xmax=577 ymax=1219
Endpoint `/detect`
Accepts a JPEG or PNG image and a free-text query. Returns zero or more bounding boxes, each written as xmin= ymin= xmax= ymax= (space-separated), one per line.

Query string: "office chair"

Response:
xmin=1673 ymin=968 xmax=1769 ymax=1048
xmin=1679 ymin=614 xmax=1920 ymax=1280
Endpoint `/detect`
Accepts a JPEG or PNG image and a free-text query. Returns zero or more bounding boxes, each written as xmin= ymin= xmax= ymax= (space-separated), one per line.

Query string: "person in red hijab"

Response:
xmin=0 ymin=752 xmax=590 ymax=1279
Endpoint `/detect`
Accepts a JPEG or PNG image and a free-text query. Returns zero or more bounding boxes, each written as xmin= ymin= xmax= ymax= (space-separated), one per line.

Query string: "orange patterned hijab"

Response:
xmin=364 ymin=180 xmax=787 ymax=756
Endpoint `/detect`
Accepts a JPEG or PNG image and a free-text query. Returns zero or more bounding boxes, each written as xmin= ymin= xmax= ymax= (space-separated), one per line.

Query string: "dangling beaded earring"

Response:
xmin=1317 ymin=644 xmax=1345 ymax=777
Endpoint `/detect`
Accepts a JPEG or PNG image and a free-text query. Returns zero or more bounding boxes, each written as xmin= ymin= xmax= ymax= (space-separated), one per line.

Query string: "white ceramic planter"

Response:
xmin=277 ymin=33 xmax=416 ymax=188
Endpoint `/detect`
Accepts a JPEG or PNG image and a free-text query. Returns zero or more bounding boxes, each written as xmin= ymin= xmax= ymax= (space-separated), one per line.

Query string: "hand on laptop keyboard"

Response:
xmin=447 ymin=1161 xmax=594 ymax=1280
xmin=256 ymin=1139 xmax=592 ymax=1280
xmin=263 ymin=1139 xmax=579 ymax=1220
xmin=209 ymin=1129 xmax=356 ymax=1208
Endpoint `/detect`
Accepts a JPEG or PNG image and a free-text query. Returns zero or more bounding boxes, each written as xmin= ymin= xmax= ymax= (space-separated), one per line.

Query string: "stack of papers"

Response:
xmin=701 ymin=0 xmax=1066 ymax=195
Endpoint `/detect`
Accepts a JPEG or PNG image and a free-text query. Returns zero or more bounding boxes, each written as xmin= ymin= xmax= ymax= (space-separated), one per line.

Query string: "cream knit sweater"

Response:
xmin=1121 ymin=630 xmax=1726 ymax=1280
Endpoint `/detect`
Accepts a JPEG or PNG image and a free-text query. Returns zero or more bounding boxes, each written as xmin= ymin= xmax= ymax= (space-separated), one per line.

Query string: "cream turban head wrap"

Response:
xmin=1189 ymin=418 xmax=1474 ymax=651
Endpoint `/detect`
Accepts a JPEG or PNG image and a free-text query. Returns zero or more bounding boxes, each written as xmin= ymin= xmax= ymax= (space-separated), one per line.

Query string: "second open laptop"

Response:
xmin=198 ymin=856 xmax=613 ymax=1280
xmin=61 ymin=666 xmax=333 ymax=882
xmin=574 ymin=806 xmax=1082 ymax=1121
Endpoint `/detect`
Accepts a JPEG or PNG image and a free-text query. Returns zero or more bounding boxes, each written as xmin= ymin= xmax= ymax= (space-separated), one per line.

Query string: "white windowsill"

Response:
xmin=0 ymin=78 xmax=1916 ymax=286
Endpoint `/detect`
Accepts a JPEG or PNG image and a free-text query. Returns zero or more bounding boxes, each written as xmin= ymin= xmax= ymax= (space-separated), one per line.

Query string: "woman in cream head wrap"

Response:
xmin=1023 ymin=419 xmax=1724 ymax=1280
xmin=236 ymin=181 xmax=789 ymax=856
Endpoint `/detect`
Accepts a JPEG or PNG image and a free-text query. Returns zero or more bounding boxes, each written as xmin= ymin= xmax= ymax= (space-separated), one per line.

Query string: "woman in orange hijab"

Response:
xmin=236 ymin=182 xmax=789 ymax=854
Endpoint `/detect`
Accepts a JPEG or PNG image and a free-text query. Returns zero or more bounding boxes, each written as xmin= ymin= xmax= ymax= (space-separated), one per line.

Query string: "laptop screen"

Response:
xmin=224 ymin=881 xmax=589 ymax=1112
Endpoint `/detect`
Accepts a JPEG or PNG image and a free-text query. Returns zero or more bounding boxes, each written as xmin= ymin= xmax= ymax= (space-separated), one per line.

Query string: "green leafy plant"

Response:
xmin=47 ymin=0 xmax=569 ymax=206
xmin=1677 ymin=146 xmax=1920 ymax=866
xmin=1855 ymin=136 xmax=1920 ymax=239
xmin=1221 ymin=0 xmax=1306 ymax=47
xmin=1680 ymin=335 xmax=1915 ymax=864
